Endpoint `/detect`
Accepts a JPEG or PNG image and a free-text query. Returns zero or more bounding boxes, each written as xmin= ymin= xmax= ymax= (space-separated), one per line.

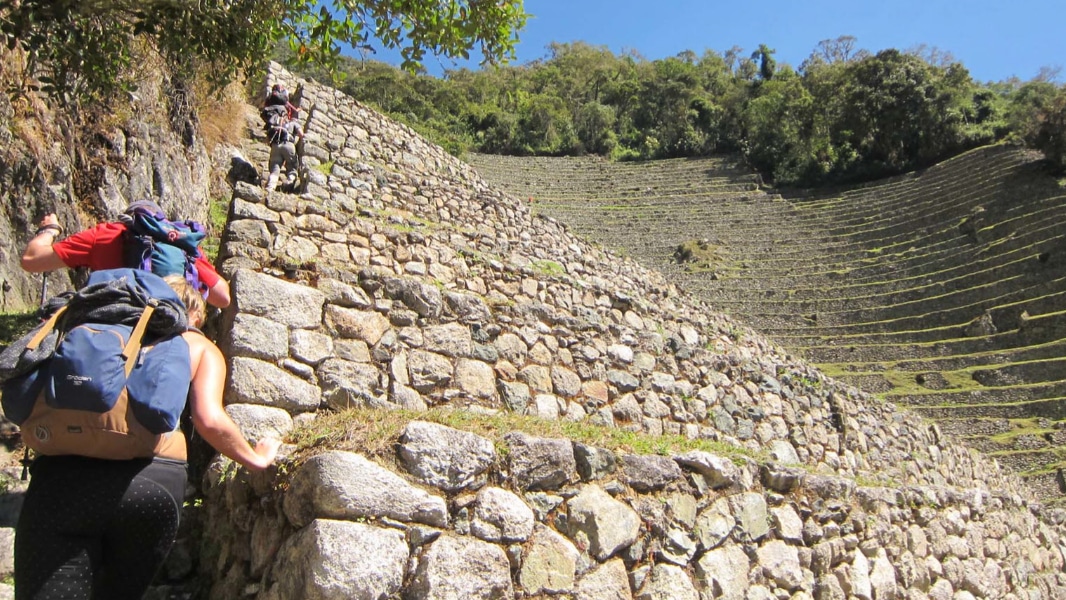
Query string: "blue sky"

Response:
xmin=365 ymin=0 xmax=1063 ymax=84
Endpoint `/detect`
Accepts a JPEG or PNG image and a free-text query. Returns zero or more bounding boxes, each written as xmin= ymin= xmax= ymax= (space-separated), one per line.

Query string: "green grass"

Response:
xmin=313 ymin=159 xmax=336 ymax=175
xmin=531 ymin=260 xmax=566 ymax=277
xmin=985 ymin=419 xmax=1057 ymax=445
xmin=201 ymin=196 xmax=230 ymax=262
xmin=0 ymin=310 xmax=39 ymax=349
xmin=288 ymin=407 xmax=766 ymax=467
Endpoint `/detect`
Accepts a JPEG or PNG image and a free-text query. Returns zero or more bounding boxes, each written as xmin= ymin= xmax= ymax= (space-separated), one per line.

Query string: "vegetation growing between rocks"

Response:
xmin=199 ymin=196 xmax=231 ymax=262
xmin=287 ymin=407 xmax=766 ymax=467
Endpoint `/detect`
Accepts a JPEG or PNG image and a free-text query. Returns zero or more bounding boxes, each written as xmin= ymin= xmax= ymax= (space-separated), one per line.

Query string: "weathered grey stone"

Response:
xmin=226 ymin=357 xmax=322 ymax=413
xmin=519 ymin=364 xmax=553 ymax=394
xmin=566 ymin=484 xmax=641 ymax=561
xmin=281 ymin=356 xmax=312 ymax=377
xmin=391 ymin=382 xmax=427 ymax=411
xmin=621 ymin=454 xmax=684 ymax=492
xmin=325 ymin=305 xmax=389 ymax=345
xmin=333 ymin=339 xmax=371 ymax=362
xmin=771 ymin=504 xmax=804 ymax=544
xmin=408 ymin=350 xmax=453 ymax=392
xmin=574 ymin=443 xmax=617 ymax=481
xmin=663 ymin=493 xmax=697 ymax=529
xmin=648 ymin=372 xmax=676 ymax=393
xmin=659 ymin=527 xmax=698 ymax=565
xmin=927 ymin=578 xmax=953 ymax=600
xmin=232 ymin=197 xmax=281 ymax=222
xmin=498 ymin=380 xmax=532 ymax=414
xmin=551 ymin=366 xmax=582 ymax=397
xmin=768 ymin=439 xmax=800 ymax=464
xmin=674 ymin=450 xmax=739 ymax=489
xmin=398 ymin=421 xmax=496 ymax=492
xmin=249 ymin=510 xmax=286 ymax=577
xmin=519 ymin=524 xmax=579 ymax=595
xmin=491 ymin=331 xmax=523 ymax=360
xmin=695 ymin=544 xmax=749 ymax=600
xmin=606 ymin=370 xmax=640 ymax=392
xmin=269 ymin=519 xmax=406 ymax=600
xmin=234 ymin=269 xmax=325 ymax=329
xmin=317 ymin=278 xmax=373 ymax=308
xmin=224 ymin=404 xmax=294 ymax=442
xmin=471 ymin=486 xmax=535 ymax=543
xmin=533 ymin=393 xmax=562 ymax=419
xmin=444 ymin=291 xmax=491 ymax=323
xmin=283 ymin=451 xmax=447 ymax=528
xmin=815 ymin=575 xmax=847 ymax=600
xmin=757 ymin=540 xmax=803 ymax=590
xmin=228 ymin=219 xmax=272 ymax=248
xmin=851 ymin=551 xmax=872 ymax=600
xmin=612 ymin=394 xmax=642 ymax=423
xmin=407 ymin=534 xmax=513 ymax=600
xmin=505 ymin=432 xmax=576 ymax=491
xmin=277 ymin=235 xmax=319 ymax=264
xmin=575 ymin=558 xmax=632 ymax=600
xmin=635 ymin=563 xmax=698 ymax=600
xmin=730 ymin=492 xmax=770 ymax=542
xmin=316 ymin=358 xmax=383 ymax=409
xmin=870 ymin=548 xmax=899 ymax=600
xmin=454 ymin=358 xmax=497 ymax=400
xmin=607 ymin=344 xmax=634 ymax=363
xmin=695 ymin=497 xmax=735 ymax=550
xmin=806 ymin=475 xmax=856 ymax=500
xmin=383 ymin=277 xmax=443 ymax=318
xmin=761 ymin=464 xmax=805 ymax=493
xmin=226 ymin=313 xmax=289 ymax=362
xmin=0 ymin=528 xmax=12 ymax=579
xmin=232 ymin=181 xmax=265 ymax=203
xmin=423 ymin=322 xmax=472 ymax=357
xmin=281 ymin=325 xmax=330 ymax=364
xmin=470 ymin=342 xmax=499 ymax=363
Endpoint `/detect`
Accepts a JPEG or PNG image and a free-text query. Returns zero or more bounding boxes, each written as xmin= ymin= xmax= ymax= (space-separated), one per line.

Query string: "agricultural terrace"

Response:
xmin=469 ymin=146 xmax=1066 ymax=501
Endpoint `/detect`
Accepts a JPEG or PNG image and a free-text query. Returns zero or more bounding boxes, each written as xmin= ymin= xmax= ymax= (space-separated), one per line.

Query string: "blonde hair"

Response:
xmin=163 ymin=275 xmax=206 ymax=327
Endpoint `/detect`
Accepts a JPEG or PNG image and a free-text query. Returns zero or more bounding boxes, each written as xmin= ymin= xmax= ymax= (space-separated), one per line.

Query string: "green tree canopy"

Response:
xmin=1 ymin=0 xmax=527 ymax=102
xmin=282 ymin=35 xmax=1062 ymax=186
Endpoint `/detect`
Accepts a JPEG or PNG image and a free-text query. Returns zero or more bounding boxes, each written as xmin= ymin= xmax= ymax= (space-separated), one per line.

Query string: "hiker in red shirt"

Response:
xmin=21 ymin=205 xmax=231 ymax=308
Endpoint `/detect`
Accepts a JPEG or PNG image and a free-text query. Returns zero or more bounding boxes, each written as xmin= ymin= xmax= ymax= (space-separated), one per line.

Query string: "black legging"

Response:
xmin=14 ymin=455 xmax=188 ymax=600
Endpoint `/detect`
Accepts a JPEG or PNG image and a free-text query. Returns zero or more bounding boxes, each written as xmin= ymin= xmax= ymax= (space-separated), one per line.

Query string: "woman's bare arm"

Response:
xmin=185 ymin=332 xmax=279 ymax=470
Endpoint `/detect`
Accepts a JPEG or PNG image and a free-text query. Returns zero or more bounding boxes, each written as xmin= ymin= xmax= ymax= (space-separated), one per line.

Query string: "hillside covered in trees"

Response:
xmin=280 ymin=37 xmax=1066 ymax=187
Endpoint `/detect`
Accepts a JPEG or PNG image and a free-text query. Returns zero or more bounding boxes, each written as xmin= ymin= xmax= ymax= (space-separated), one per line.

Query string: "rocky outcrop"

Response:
xmin=0 ymin=72 xmax=212 ymax=311
xmin=196 ymin=63 xmax=1066 ymax=599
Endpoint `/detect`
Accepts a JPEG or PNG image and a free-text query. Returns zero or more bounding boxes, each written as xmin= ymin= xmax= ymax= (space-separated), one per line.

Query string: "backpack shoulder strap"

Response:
xmin=122 ymin=302 xmax=156 ymax=377
xmin=26 ymin=305 xmax=68 ymax=351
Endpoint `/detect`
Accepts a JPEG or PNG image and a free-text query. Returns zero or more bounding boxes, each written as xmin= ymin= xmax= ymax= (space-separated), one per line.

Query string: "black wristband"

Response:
xmin=35 ymin=224 xmax=62 ymax=237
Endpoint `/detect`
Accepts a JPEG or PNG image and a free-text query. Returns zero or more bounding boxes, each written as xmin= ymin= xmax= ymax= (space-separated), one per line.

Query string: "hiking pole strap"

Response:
xmin=26 ymin=305 xmax=68 ymax=351
xmin=123 ymin=304 xmax=155 ymax=376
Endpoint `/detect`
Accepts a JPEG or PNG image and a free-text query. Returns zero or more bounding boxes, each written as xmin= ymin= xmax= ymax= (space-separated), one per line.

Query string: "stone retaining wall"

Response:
xmin=198 ymin=63 xmax=1066 ymax=599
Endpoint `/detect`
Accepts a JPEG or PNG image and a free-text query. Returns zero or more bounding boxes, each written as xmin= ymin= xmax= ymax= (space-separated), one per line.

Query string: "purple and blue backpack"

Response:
xmin=120 ymin=201 xmax=210 ymax=299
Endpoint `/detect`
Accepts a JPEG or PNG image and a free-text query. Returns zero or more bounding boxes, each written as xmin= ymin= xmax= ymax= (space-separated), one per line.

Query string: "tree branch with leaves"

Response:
xmin=0 ymin=0 xmax=527 ymax=103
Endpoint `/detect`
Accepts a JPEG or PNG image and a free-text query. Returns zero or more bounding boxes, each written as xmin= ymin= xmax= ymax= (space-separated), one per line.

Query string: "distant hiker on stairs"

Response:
xmin=262 ymin=82 xmax=305 ymax=193
xmin=265 ymin=116 xmax=304 ymax=192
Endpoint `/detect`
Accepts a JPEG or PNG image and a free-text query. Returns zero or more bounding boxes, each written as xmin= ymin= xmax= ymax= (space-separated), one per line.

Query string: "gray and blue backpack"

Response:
xmin=0 ymin=269 xmax=192 ymax=460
